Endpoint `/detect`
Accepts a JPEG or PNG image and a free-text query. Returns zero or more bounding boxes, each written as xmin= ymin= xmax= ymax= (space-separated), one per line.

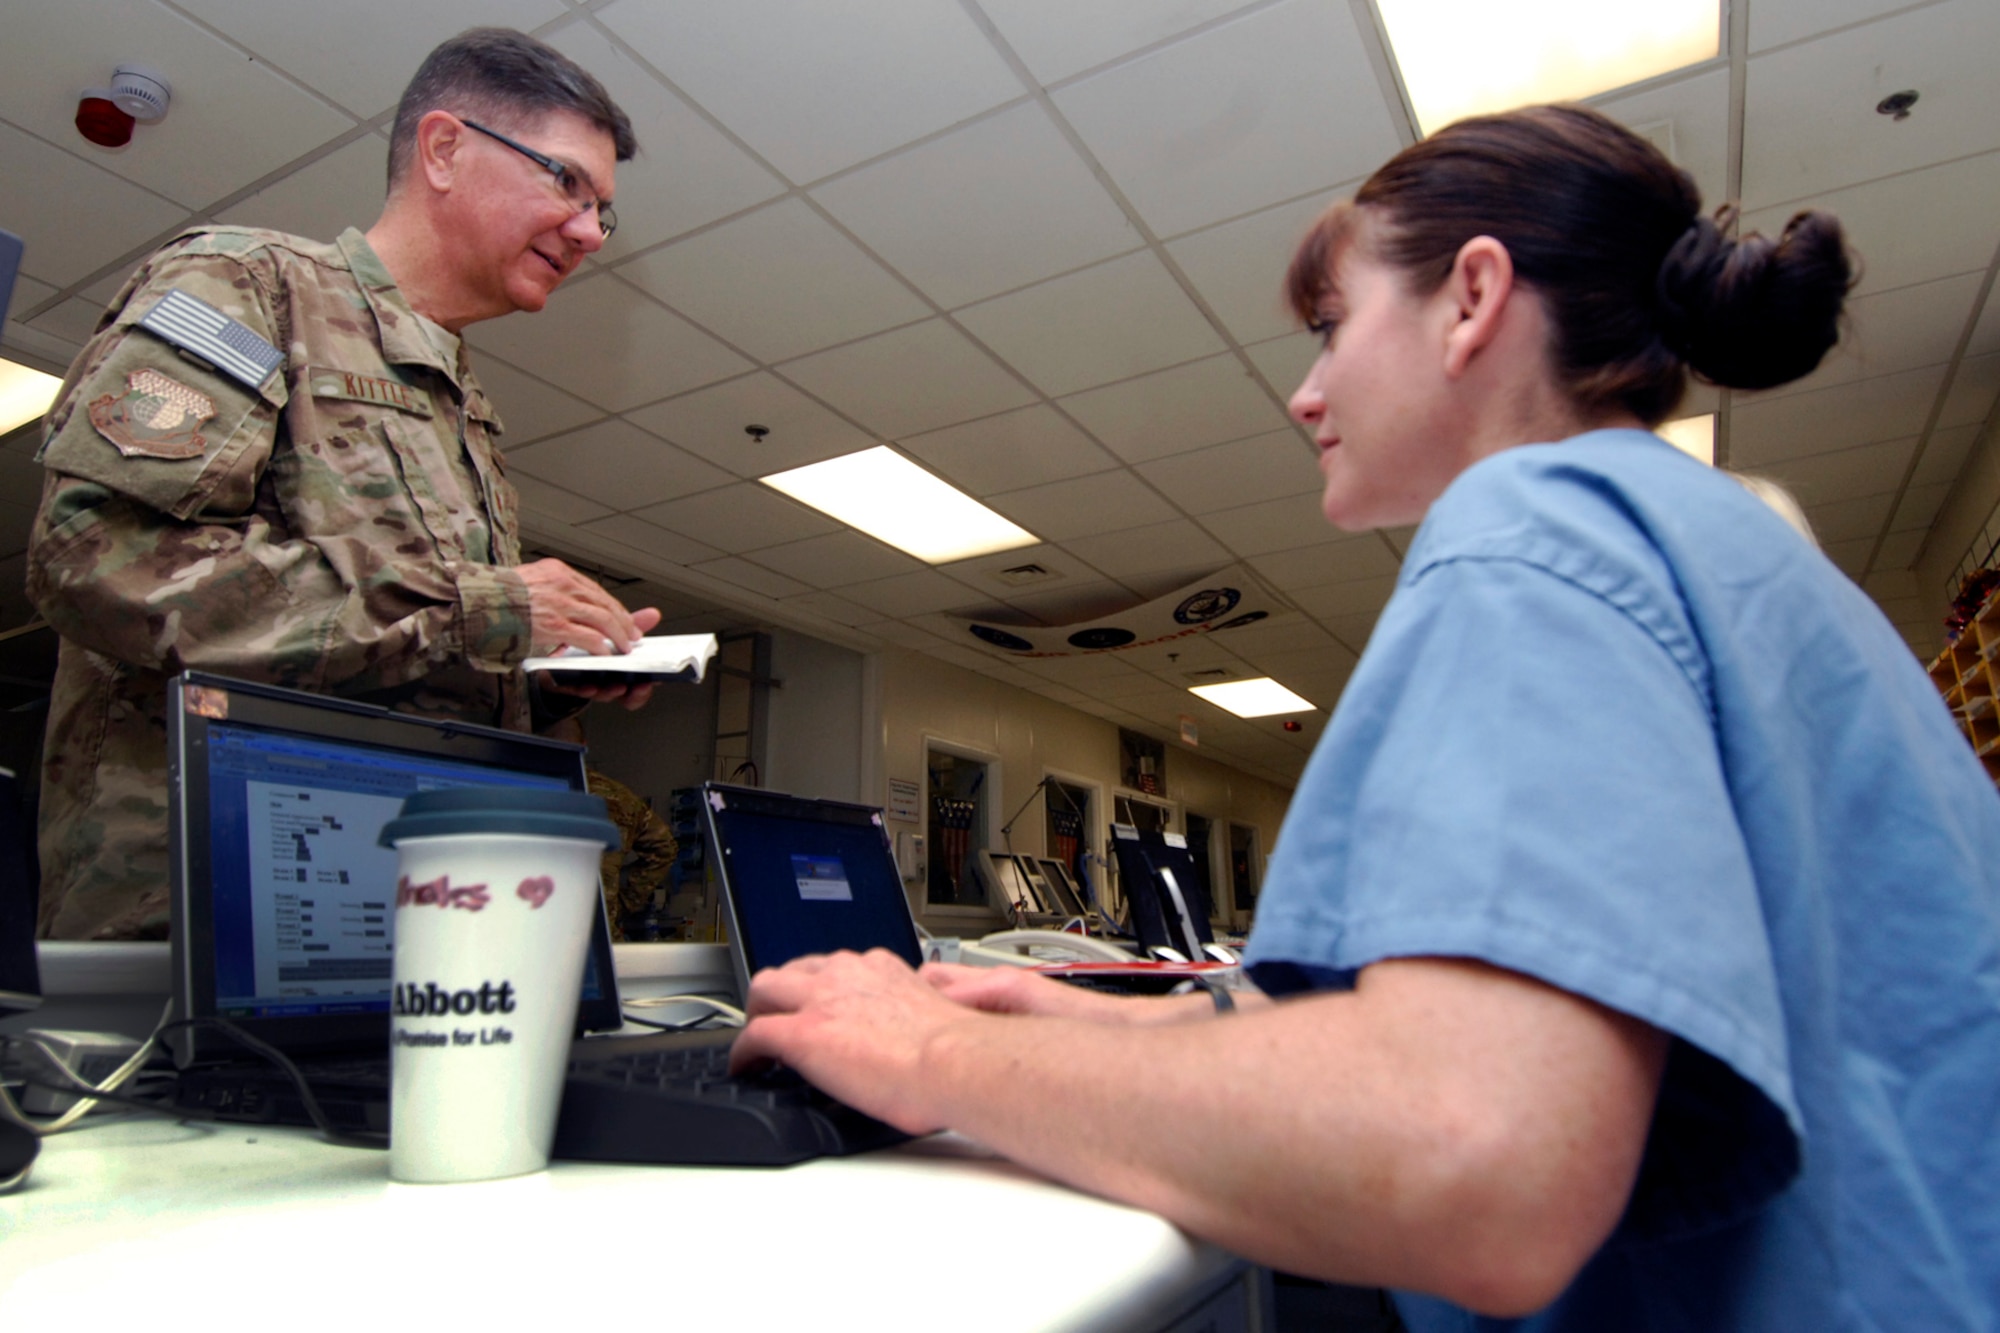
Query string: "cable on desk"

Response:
xmin=0 ymin=998 xmax=172 ymax=1134
xmin=157 ymin=1017 xmax=388 ymax=1149
xmin=621 ymin=993 xmax=746 ymax=1028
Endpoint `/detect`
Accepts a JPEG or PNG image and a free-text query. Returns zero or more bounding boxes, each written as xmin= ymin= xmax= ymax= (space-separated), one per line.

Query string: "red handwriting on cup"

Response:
xmin=397 ymin=875 xmax=491 ymax=912
xmin=516 ymin=876 xmax=555 ymax=909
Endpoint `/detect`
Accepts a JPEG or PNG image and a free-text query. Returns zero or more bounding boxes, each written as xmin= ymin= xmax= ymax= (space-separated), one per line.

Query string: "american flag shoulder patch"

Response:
xmin=136 ymin=288 xmax=284 ymax=392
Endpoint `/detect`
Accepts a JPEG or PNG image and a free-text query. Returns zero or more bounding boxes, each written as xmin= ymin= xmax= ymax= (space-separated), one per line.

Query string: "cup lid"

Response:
xmin=378 ymin=786 xmax=620 ymax=849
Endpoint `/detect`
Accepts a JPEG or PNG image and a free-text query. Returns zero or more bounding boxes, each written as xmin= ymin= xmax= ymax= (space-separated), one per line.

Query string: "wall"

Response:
xmin=1918 ymin=407 xmax=2000 ymax=632
xmin=764 ymin=628 xmax=866 ymax=803
xmin=575 ymin=668 xmax=716 ymax=811
xmin=872 ymin=647 xmax=1296 ymax=931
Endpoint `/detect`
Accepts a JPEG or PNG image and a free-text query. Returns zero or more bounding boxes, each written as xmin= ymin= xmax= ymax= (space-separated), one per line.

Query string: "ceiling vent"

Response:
xmin=994 ymin=562 xmax=1061 ymax=587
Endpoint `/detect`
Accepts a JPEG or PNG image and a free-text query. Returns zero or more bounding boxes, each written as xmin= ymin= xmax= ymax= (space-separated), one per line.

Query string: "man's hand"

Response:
xmin=517 ymin=558 xmax=660 ymax=709
xmin=730 ymin=949 xmax=975 ymax=1135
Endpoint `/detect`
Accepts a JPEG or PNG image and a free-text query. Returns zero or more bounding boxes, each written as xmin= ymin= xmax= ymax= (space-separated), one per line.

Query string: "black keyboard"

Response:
xmin=551 ymin=1029 xmax=911 ymax=1167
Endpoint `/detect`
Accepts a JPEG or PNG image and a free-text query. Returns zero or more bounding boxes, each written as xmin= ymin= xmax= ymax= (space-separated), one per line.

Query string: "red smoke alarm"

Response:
xmin=75 ymin=95 xmax=135 ymax=147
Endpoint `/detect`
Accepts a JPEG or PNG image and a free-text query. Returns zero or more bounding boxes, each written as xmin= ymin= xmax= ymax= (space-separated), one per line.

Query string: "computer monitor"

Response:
xmin=166 ymin=673 xmax=621 ymax=1066
xmin=1108 ymin=825 xmax=1211 ymax=960
xmin=0 ymin=229 xmax=22 ymax=340
xmin=0 ymin=768 xmax=40 ymax=1016
xmin=1028 ymin=856 xmax=1085 ymax=918
xmin=974 ymin=850 xmax=1049 ymax=917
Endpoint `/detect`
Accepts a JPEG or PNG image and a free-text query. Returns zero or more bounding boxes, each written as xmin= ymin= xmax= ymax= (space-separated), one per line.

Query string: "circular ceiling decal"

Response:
xmin=1068 ymin=627 xmax=1136 ymax=650
xmin=969 ymin=624 xmax=1035 ymax=652
xmin=1174 ymin=587 xmax=1241 ymax=625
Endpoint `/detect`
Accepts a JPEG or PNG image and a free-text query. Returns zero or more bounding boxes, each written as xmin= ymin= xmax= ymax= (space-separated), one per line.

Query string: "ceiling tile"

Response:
xmin=778 ymin=319 xmax=1036 ymax=439
xmin=0 ymin=1 xmax=355 ymax=209
xmin=507 ymin=471 xmax=612 ymax=526
xmin=900 ymin=405 xmax=1119 ymax=497
xmin=1941 ymin=352 xmax=2000 ymax=428
xmin=505 ymin=418 xmax=735 ymax=509
xmin=1873 ymin=528 xmax=1928 ymax=573
xmin=1249 ymin=535 xmax=1404 ymax=591
xmin=1243 ymin=331 xmax=1317 ymax=402
xmin=5 ymin=273 xmax=58 ymax=322
xmin=687 ymin=556 xmax=813 ymax=601
xmin=857 ymin=618 xmax=957 ymax=651
xmin=1740 ymin=271 xmax=1986 ymax=403
xmin=1972 ymin=278 xmax=2000 ymax=358
xmin=752 ymin=530 xmax=926 ymax=588
xmin=176 ymin=0 xmax=565 ymax=117
xmin=24 ymin=298 xmax=103 ymax=346
xmin=1803 ymin=491 xmax=1895 ymax=545
xmin=1199 ymin=492 xmax=1343 ymax=556
xmin=810 ymin=101 xmax=1142 ymax=310
xmin=216 ymin=134 xmax=387 ymax=243
xmin=1203 ymin=612 xmax=1353 ymax=659
xmin=988 ymin=470 xmax=1177 ymax=542
xmin=596 ymin=0 xmax=1024 ymax=184
xmin=1750 ymin=0 xmax=1928 ymax=53
xmin=618 ymin=198 xmax=930 ymax=362
xmin=1291 ymin=575 xmax=1399 ymax=621
xmin=626 ymin=372 xmax=877 ymax=478
xmin=1742 ymin=153 xmax=2000 ymax=300
xmin=576 ymin=513 xmax=724 ymax=566
xmin=543 ymin=19 xmax=787 ymax=258
xmin=1912 ymin=422 xmax=1980 ymax=488
xmin=978 ymin=0 xmax=1263 ymax=85
xmin=1135 ymin=428 xmax=1319 ymax=515
xmin=1595 ymin=68 xmax=1731 ymax=213
xmin=987 ymin=578 xmax=1140 ymax=625
xmin=954 ymin=251 xmax=1226 ymax=397
xmin=1166 ymin=191 xmax=1341 ymax=346
xmin=1060 ymin=518 xmax=1230 ymax=581
xmin=0 ymin=123 xmax=190 ymax=289
xmin=467 ymin=272 xmax=752 ymax=412
xmin=628 ymin=481 xmax=839 ymax=553
xmin=835 ymin=569 xmax=986 ymax=618
xmin=1051 ymin=0 xmax=1399 ymax=237
xmin=1730 ymin=364 xmax=1946 ymax=466
xmin=1891 ymin=480 xmax=1954 ymax=533
xmin=1059 ymin=353 xmax=1291 ymax=464
xmin=473 ymin=357 xmax=606 ymax=448
xmin=777 ymin=588 xmax=881 ymax=627
xmin=1741 ymin=0 xmax=2000 ymax=211
xmin=1756 ymin=435 xmax=1915 ymax=508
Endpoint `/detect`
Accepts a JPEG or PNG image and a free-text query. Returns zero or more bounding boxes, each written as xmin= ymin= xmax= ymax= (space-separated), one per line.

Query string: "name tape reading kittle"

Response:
xmin=138 ymin=288 xmax=284 ymax=390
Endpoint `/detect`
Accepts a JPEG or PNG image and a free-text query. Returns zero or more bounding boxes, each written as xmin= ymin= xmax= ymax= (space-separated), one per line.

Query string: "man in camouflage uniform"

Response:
xmin=28 ymin=29 xmax=655 ymax=939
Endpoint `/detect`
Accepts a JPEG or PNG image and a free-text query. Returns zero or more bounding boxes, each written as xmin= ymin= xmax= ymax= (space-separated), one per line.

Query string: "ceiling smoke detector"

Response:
xmin=109 ymin=65 xmax=171 ymax=121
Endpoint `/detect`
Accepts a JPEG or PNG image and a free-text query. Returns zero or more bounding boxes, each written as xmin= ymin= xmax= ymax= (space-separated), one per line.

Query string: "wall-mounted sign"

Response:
xmin=887 ymin=777 xmax=921 ymax=823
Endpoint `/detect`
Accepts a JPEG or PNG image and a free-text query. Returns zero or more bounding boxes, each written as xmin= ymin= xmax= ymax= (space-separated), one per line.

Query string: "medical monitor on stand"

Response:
xmin=1108 ymin=825 xmax=1211 ymax=961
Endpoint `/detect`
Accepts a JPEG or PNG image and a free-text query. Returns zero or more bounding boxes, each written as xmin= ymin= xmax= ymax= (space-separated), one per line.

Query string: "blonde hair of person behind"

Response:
xmin=1729 ymin=472 xmax=1819 ymax=548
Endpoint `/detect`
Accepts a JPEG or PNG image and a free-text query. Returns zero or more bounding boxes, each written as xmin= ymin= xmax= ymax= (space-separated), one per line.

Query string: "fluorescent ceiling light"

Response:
xmin=1659 ymin=413 xmax=1715 ymax=466
xmin=1377 ymin=0 xmax=1721 ymax=136
xmin=760 ymin=445 xmax=1038 ymax=565
xmin=0 ymin=357 xmax=61 ymax=437
xmin=1188 ymin=678 xmax=1315 ymax=718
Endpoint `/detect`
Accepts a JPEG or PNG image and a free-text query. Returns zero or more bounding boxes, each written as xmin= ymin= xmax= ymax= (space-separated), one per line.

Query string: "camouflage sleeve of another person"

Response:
xmin=591 ymin=771 xmax=676 ymax=920
xmin=25 ymin=241 xmax=533 ymax=693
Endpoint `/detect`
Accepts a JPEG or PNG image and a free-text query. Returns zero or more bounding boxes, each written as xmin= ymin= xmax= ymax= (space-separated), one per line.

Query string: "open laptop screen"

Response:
xmin=702 ymin=784 xmax=922 ymax=990
xmin=170 ymin=673 xmax=620 ymax=1061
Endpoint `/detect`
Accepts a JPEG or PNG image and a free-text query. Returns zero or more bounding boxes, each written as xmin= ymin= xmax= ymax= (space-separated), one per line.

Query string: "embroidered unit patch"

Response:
xmin=87 ymin=368 xmax=218 ymax=459
xmin=137 ymin=288 xmax=283 ymax=390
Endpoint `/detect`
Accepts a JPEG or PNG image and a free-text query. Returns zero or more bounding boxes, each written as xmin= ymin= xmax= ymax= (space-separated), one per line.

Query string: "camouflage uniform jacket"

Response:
xmin=588 ymin=769 xmax=676 ymax=942
xmin=28 ymin=226 xmax=537 ymax=940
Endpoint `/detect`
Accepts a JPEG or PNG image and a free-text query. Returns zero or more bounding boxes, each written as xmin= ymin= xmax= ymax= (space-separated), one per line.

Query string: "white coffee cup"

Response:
xmin=379 ymin=787 xmax=617 ymax=1184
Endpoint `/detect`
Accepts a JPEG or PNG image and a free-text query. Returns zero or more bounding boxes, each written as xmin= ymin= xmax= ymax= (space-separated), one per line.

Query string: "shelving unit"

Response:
xmin=1929 ymin=591 xmax=2000 ymax=788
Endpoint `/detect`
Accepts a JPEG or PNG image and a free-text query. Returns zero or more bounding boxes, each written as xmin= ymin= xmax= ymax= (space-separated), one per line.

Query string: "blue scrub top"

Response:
xmin=1244 ymin=430 xmax=2000 ymax=1331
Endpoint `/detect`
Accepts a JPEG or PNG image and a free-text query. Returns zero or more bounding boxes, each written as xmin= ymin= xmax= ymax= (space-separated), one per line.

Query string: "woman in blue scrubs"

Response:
xmin=734 ymin=104 xmax=2000 ymax=1331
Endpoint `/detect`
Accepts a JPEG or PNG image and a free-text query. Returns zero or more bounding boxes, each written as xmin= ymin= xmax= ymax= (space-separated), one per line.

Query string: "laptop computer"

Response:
xmin=0 ymin=768 xmax=42 ymax=1018
xmin=165 ymin=671 xmax=623 ymax=1133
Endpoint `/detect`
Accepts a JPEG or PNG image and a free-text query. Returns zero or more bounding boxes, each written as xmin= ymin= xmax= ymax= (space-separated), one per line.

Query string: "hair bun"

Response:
xmin=1655 ymin=206 xmax=1853 ymax=391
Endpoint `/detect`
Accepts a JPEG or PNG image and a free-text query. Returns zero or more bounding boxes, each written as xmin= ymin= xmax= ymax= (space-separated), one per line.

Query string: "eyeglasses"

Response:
xmin=463 ymin=119 xmax=617 ymax=239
